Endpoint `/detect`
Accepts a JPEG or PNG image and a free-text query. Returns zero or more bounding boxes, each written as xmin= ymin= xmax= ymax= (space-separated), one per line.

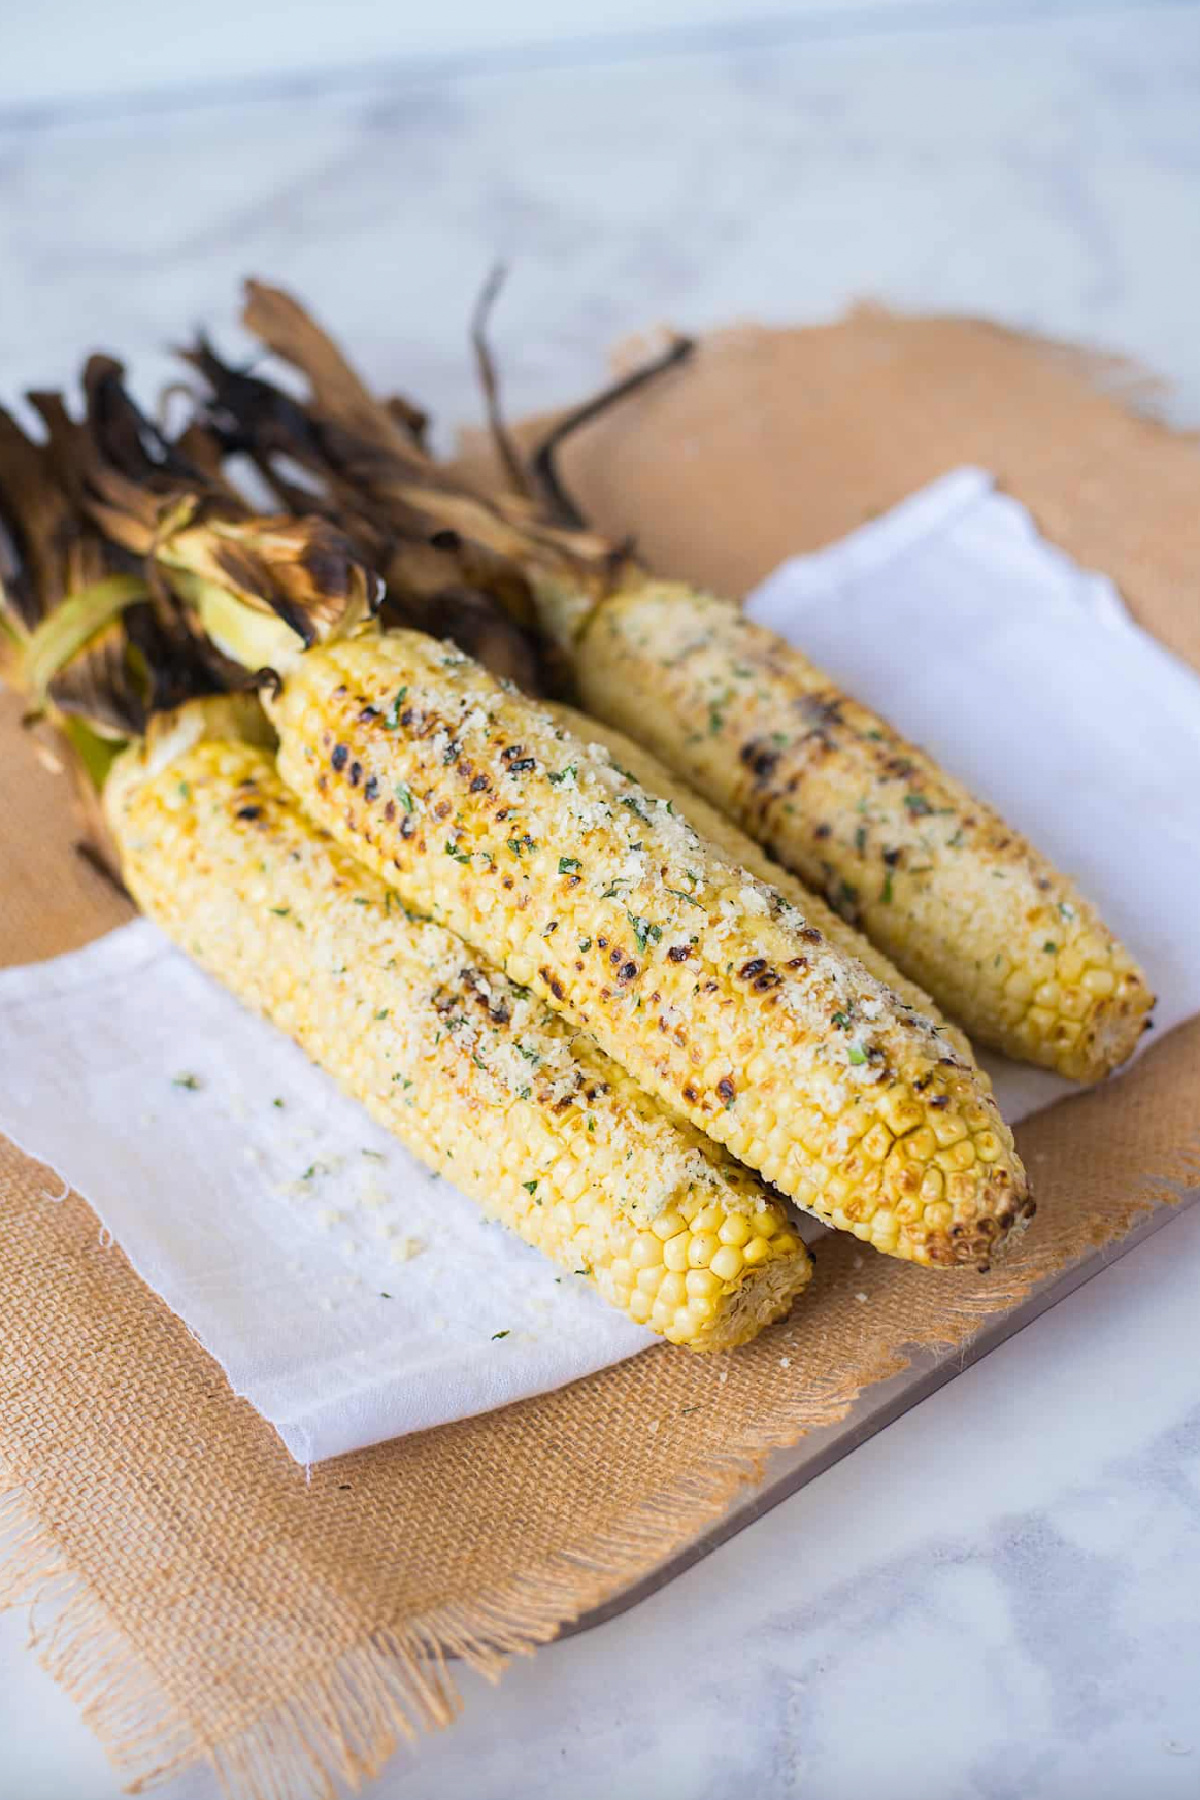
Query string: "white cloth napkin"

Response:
xmin=3 ymin=466 xmax=1198 ymax=1464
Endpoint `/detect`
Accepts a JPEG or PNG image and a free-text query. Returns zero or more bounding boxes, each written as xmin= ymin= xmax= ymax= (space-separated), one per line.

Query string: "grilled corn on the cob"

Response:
xmin=106 ymin=704 xmax=812 ymax=1349
xmin=223 ymin=621 xmax=1030 ymax=1268
xmin=564 ymin=581 xmax=1152 ymax=1083
xmin=547 ymin=700 xmax=979 ymax=1073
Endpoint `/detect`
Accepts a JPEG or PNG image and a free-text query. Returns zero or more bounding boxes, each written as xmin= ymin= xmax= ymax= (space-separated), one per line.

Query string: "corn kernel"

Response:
xmin=688 ymin=1232 xmax=719 ymax=1268
xmin=630 ymin=1234 xmax=664 ymax=1270
xmin=659 ymin=1271 xmax=688 ymax=1307
xmin=663 ymin=1234 xmax=691 ymax=1273
xmin=709 ymin=1245 xmax=744 ymax=1282
xmin=718 ymin=1213 xmax=752 ymax=1248
xmin=685 ymin=1266 xmax=722 ymax=1299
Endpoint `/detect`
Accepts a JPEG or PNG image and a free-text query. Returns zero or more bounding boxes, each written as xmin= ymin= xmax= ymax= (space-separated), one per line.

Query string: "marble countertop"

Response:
xmin=2 ymin=5 xmax=1199 ymax=1796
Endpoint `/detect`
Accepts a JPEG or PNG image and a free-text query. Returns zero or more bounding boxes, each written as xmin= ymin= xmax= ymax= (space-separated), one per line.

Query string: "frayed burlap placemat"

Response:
xmin=3 ymin=312 xmax=1199 ymax=1799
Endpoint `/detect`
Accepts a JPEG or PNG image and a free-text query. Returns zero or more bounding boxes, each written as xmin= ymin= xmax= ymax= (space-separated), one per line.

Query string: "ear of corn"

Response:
xmin=261 ymin=625 xmax=1031 ymax=1268
xmin=561 ymin=579 xmax=1152 ymax=1084
xmin=547 ymin=700 xmax=980 ymax=1075
xmin=106 ymin=710 xmax=812 ymax=1350
xmin=212 ymin=285 xmax=1147 ymax=1084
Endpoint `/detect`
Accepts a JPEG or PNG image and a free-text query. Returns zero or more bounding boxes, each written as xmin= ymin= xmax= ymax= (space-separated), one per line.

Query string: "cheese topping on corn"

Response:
xmin=266 ymin=628 xmax=1032 ymax=1268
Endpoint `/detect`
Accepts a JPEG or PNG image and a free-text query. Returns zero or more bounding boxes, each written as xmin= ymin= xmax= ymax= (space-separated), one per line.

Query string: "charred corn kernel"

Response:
xmin=105 ymin=721 xmax=812 ymax=1351
xmin=558 ymin=581 xmax=1152 ymax=1082
xmin=265 ymin=628 xmax=1029 ymax=1268
xmin=551 ymin=703 xmax=978 ymax=1072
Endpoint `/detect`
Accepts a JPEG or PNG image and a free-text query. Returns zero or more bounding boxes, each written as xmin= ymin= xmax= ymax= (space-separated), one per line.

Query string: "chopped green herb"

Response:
xmin=578 ymin=937 xmax=592 ymax=953
xmin=444 ymin=840 xmax=472 ymax=863
xmin=361 ymin=1148 xmax=385 ymax=1161
xmin=831 ymin=1011 xmax=851 ymax=1030
xmin=516 ymin=1043 xmax=539 ymax=1063
xmin=547 ymin=765 xmax=576 ymax=785
xmin=522 ymin=1179 xmax=539 ymax=1194
xmin=1043 ymin=940 xmax=1058 ymax=954
xmin=665 ymin=886 xmax=705 ymax=909
xmin=272 ymin=1097 xmax=285 ymax=1109
xmin=1058 ymin=901 xmax=1076 ymax=922
xmin=177 ymin=779 xmax=191 ymax=800
xmin=492 ymin=1330 xmax=510 ymax=1340
xmin=904 ymin=794 xmax=933 ymax=816
xmin=172 ymin=1073 xmax=201 ymax=1090
xmin=270 ymin=906 xmax=290 ymax=917
xmin=394 ymin=781 xmax=415 ymax=812
xmin=375 ymin=1008 xmax=389 ymax=1021
xmin=627 ymin=913 xmax=663 ymax=955
xmin=384 ymin=686 xmax=408 ymax=728
xmin=855 ymin=825 xmax=867 ymax=853
xmin=847 ymin=1045 xmax=867 ymax=1066
xmin=881 ymin=871 xmax=894 ymax=904
xmin=559 ymin=856 xmax=582 ymax=874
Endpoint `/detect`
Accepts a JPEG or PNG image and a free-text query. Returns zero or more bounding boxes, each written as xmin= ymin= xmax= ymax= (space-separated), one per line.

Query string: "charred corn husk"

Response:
xmin=218 ymin=621 xmax=1030 ymax=1268
xmin=212 ymin=281 xmax=1148 ymax=1083
xmin=106 ymin=708 xmax=813 ymax=1349
xmin=547 ymin=701 xmax=980 ymax=1074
